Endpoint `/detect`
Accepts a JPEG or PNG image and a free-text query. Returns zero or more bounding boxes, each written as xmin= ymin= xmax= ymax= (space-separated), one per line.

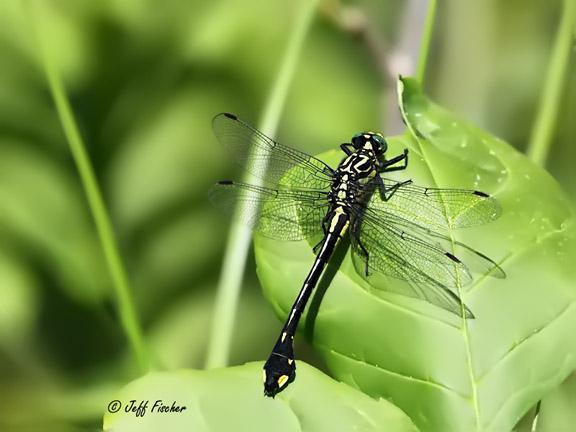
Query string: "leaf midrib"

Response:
xmin=407 ymin=127 xmax=482 ymax=430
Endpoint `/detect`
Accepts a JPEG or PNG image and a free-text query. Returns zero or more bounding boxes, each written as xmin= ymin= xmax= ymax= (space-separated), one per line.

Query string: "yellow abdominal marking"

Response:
xmin=262 ymin=370 xmax=267 ymax=382
xmin=339 ymin=220 xmax=350 ymax=237
xmin=277 ymin=375 xmax=289 ymax=388
xmin=281 ymin=332 xmax=287 ymax=343
xmin=329 ymin=207 xmax=346 ymax=232
xmin=288 ymin=359 xmax=294 ymax=365
xmin=329 ymin=216 xmax=339 ymax=232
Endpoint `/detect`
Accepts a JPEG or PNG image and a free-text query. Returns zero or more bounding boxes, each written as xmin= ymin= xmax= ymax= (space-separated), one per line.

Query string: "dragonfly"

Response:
xmin=210 ymin=112 xmax=506 ymax=397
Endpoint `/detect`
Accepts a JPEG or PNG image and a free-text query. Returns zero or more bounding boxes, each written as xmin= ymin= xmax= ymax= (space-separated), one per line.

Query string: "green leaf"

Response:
xmin=513 ymin=371 xmax=576 ymax=431
xmin=536 ymin=372 xmax=576 ymax=431
xmin=255 ymin=77 xmax=576 ymax=431
xmin=102 ymin=362 xmax=418 ymax=432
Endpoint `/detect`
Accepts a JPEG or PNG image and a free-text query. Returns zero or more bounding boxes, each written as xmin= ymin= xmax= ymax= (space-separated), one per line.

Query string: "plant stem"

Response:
xmin=205 ymin=0 xmax=319 ymax=369
xmin=527 ymin=0 xmax=576 ymax=166
xmin=34 ymin=9 xmax=149 ymax=373
xmin=416 ymin=0 xmax=438 ymax=86
xmin=322 ymin=0 xmax=432 ymax=132
xmin=258 ymin=3 xmax=319 ymax=136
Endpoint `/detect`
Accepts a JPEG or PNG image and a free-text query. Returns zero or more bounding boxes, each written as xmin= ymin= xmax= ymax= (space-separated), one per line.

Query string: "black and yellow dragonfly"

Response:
xmin=210 ymin=112 xmax=505 ymax=397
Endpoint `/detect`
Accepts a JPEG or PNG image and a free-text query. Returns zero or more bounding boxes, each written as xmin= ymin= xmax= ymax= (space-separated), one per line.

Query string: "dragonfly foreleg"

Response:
xmin=380 ymin=148 xmax=409 ymax=173
xmin=340 ymin=143 xmax=355 ymax=156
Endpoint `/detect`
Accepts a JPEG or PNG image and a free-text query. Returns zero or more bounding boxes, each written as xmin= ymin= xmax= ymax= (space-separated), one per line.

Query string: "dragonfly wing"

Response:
xmin=367 ymin=178 xmax=502 ymax=232
xmin=382 ymin=212 xmax=506 ymax=279
xmin=213 ymin=113 xmax=334 ymax=189
xmin=209 ymin=181 xmax=328 ymax=241
xmin=350 ymin=216 xmax=472 ymax=318
xmin=354 ymin=209 xmax=474 ymax=288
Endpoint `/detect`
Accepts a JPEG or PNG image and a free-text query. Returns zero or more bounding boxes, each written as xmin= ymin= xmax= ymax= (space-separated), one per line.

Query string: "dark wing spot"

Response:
xmin=473 ymin=190 xmax=489 ymax=198
xmin=224 ymin=112 xmax=238 ymax=120
xmin=445 ymin=252 xmax=462 ymax=263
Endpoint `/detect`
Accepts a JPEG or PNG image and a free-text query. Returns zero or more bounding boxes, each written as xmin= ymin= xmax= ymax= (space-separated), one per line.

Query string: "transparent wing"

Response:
xmin=209 ymin=181 xmax=328 ymax=240
xmin=350 ymin=212 xmax=473 ymax=318
xmin=380 ymin=211 xmax=506 ymax=279
xmin=366 ymin=178 xmax=502 ymax=232
xmin=213 ymin=113 xmax=334 ymax=189
xmin=354 ymin=208 xmax=474 ymax=288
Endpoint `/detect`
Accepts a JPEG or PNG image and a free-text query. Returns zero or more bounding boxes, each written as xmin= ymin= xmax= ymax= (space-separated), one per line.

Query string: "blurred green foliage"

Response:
xmin=0 ymin=0 xmax=573 ymax=431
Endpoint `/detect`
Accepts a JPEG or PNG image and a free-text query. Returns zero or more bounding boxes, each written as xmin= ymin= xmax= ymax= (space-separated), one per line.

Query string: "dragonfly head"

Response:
xmin=351 ymin=131 xmax=388 ymax=155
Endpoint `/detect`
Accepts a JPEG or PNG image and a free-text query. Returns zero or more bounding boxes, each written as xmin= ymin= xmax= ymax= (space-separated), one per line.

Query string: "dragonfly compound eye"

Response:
xmin=351 ymin=132 xmax=365 ymax=149
xmin=371 ymin=133 xmax=387 ymax=153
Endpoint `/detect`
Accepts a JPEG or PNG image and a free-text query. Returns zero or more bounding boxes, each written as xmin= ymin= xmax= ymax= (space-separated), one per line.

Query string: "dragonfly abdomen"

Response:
xmin=263 ymin=219 xmax=347 ymax=397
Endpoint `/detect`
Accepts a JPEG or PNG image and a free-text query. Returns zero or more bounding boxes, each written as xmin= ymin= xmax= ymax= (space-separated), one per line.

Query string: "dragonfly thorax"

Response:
xmin=337 ymin=150 xmax=380 ymax=179
xmin=329 ymin=159 xmax=371 ymax=209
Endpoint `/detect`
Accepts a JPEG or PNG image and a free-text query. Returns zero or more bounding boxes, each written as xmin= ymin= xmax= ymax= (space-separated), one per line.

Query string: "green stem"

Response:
xmin=205 ymin=0 xmax=319 ymax=369
xmin=527 ymin=0 xmax=576 ymax=166
xmin=416 ymin=0 xmax=438 ymax=86
xmin=33 ymin=10 xmax=149 ymax=373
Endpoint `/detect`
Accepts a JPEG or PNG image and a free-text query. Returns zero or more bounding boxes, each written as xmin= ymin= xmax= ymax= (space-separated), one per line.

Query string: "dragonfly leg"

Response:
xmin=312 ymin=240 xmax=322 ymax=255
xmin=377 ymin=176 xmax=413 ymax=202
xmin=354 ymin=237 xmax=371 ymax=276
xmin=340 ymin=143 xmax=355 ymax=155
xmin=263 ymin=331 xmax=296 ymax=397
xmin=313 ymin=215 xmax=330 ymax=255
xmin=380 ymin=148 xmax=409 ymax=173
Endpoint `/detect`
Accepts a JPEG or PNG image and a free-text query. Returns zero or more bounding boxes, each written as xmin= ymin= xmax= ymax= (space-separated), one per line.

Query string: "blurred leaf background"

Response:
xmin=0 ymin=0 xmax=573 ymax=430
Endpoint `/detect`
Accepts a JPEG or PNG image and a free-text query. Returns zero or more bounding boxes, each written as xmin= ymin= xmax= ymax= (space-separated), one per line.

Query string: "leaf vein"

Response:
xmin=317 ymin=344 xmax=469 ymax=400
xmin=476 ymin=301 xmax=575 ymax=383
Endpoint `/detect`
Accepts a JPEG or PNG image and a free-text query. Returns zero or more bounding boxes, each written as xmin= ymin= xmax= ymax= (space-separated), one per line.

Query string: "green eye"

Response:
xmin=352 ymin=132 xmax=363 ymax=140
xmin=372 ymin=134 xmax=387 ymax=152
